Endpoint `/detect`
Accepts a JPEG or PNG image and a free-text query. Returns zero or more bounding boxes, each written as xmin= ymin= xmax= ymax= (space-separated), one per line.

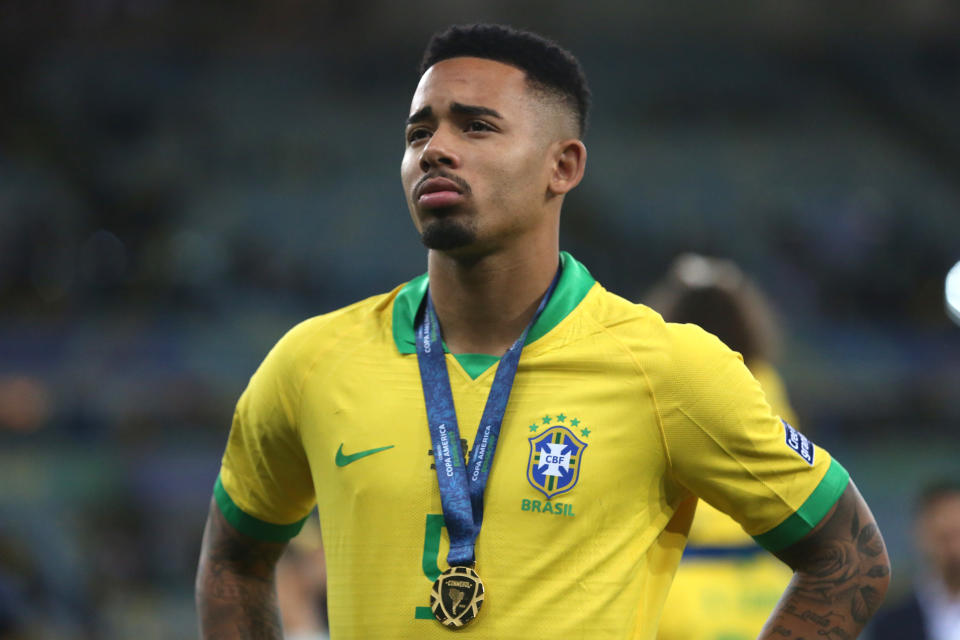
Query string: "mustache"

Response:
xmin=414 ymin=170 xmax=472 ymax=197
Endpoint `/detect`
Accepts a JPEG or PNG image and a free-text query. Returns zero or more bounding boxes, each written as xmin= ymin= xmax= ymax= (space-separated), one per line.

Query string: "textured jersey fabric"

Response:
xmin=657 ymin=362 xmax=801 ymax=640
xmin=215 ymin=252 xmax=849 ymax=639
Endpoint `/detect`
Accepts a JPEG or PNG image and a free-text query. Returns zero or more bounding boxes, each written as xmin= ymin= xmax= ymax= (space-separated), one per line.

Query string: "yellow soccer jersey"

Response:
xmin=215 ymin=252 xmax=849 ymax=639
xmin=657 ymin=362 xmax=800 ymax=640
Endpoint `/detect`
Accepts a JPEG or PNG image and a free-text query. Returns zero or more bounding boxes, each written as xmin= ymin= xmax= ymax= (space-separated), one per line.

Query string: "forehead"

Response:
xmin=409 ymin=57 xmax=530 ymax=114
xmin=920 ymin=494 xmax=960 ymax=524
xmin=928 ymin=495 xmax=960 ymax=514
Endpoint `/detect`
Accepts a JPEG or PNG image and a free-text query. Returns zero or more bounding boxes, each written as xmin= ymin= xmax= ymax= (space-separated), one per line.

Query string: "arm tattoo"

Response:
xmin=196 ymin=498 xmax=288 ymax=639
xmin=759 ymin=481 xmax=890 ymax=639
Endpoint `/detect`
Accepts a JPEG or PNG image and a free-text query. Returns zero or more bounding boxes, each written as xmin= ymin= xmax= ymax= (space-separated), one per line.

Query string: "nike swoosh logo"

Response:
xmin=335 ymin=443 xmax=395 ymax=467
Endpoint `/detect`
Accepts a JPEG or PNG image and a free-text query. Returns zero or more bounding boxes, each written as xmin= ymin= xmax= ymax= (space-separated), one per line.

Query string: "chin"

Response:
xmin=420 ymin=218 xmax=478 ymax=251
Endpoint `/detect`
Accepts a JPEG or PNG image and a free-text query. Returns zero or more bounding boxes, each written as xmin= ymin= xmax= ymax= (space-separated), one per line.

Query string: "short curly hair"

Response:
xmin=419 ymin=24 xmax=591 ymax=138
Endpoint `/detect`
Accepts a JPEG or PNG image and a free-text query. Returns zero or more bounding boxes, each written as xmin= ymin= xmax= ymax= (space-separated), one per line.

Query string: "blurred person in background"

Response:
xmin=871 ymin=481 xmax=960 ymax=640
xmin=276 ymin=519 xmax=328 ymax=640
xmin=647 ymin=254 xmax=799 ymax=640
xmin=196 ymin=23 xmax=889 ymax=639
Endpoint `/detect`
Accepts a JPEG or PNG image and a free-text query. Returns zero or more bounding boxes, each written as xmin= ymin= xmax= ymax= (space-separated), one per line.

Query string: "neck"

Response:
xmin=427 ymin=239 xmax=560 ymax=357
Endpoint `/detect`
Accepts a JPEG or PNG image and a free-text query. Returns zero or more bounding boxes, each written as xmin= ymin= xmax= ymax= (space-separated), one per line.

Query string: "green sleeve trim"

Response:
xmin=214 ymin=474 xmax=308 ymax=543
xmin=752 ymin=458 xmax=850 ymax=553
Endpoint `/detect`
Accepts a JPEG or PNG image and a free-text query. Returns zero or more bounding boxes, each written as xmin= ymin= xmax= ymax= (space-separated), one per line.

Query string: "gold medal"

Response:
xmin=430 ymin=565 xmax=485 ymax=629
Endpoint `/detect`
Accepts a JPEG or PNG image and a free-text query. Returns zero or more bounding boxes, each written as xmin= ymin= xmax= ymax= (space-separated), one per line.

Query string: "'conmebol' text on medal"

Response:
xmin=430 ymin=566 xmax=485 ymax=629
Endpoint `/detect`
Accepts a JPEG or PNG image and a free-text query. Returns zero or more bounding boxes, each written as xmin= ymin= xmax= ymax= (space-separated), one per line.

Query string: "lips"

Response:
xmin=416 ymin=177 xmax=465 ymax=208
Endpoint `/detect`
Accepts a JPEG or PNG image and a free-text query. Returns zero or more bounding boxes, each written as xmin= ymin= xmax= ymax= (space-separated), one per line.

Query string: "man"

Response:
xmin=871 ymin=481 xmax=960 ymax=640
xmin=195 ymin=24 xmax=890 ymax=639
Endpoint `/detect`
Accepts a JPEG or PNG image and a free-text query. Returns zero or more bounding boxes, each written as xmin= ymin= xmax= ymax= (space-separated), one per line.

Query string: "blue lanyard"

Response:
xmin=415 ymin=268 xmax=560 ymax=567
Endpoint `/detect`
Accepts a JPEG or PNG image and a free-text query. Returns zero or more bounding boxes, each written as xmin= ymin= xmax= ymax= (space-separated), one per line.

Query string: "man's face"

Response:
xmin=401 ymin=57 xmax=560 ymax=255
xmin=916 ymin=493 xmax=960 ymax=589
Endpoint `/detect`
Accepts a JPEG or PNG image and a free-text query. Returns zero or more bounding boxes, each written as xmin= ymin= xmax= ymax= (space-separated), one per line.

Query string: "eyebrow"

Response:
xmin=406 ymin=106 xmax=433 ymax=126
xmin=450 ymin=102 xmax=503 ymax=120
xmin=405 ymin=102 xmax=504 ymax=126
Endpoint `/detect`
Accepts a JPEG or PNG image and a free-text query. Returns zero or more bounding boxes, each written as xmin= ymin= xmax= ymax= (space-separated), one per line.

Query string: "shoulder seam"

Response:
xmin=292 ymin=295 xmax=393 ymax=437
xmin=581 ymin=310 xmax=674 ymax=474
xmin=674 ymin=403 xmax=799 ymax=514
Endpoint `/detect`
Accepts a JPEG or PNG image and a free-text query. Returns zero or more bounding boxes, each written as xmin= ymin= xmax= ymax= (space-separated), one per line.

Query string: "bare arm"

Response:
xmin=760 ymin=480 xmax=891 ymax=639
xmin=195 ymin=497 xmax=288 ymax=639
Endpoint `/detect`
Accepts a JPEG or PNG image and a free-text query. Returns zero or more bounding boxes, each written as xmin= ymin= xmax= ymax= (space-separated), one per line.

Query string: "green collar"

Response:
xmin=392 ymin=251 xmax=596 ymax=358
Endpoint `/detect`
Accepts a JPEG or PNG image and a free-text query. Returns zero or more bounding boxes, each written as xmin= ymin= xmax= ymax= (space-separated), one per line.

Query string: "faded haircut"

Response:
xmin=420 ymin=24 xmax=591 ymax=137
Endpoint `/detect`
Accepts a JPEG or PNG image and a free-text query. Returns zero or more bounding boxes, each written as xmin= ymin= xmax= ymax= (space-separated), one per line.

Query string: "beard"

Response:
xmin=419 ymin=217 xmax=478 ymax=251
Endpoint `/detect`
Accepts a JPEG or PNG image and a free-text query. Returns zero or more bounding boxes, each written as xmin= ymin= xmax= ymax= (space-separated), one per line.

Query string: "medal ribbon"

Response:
xmin=416 ymin=266 xmax=560 ymax=567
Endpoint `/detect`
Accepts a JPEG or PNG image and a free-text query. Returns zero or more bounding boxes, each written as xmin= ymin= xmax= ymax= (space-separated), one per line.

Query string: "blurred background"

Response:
xmin=1 ymin=1 xmax=958 ymax=638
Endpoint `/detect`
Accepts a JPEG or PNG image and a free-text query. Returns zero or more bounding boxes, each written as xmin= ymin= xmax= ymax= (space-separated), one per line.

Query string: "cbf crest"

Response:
xmin=527 ymin=424 xmax=587 ymax=500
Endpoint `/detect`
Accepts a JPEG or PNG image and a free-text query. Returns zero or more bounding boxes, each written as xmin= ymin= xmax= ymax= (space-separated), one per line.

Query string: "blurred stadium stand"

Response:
xmin=0 ymin=2 xmax=958 ymax=637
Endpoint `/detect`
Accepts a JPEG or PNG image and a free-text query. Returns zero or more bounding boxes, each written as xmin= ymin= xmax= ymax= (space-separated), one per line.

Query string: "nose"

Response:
xmin=419 ymin=128 xmax=460 ymax=172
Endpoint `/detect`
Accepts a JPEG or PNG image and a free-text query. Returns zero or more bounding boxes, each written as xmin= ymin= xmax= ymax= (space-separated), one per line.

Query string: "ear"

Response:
xmin=547 ymin=139 xmax=587 ymax=196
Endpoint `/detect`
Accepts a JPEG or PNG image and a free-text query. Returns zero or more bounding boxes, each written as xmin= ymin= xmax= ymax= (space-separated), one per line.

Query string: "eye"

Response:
xmin=465 ymin=120 xmax=494 ymax=133
xmin=406 ymin=128 xmax=431 ymax=144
